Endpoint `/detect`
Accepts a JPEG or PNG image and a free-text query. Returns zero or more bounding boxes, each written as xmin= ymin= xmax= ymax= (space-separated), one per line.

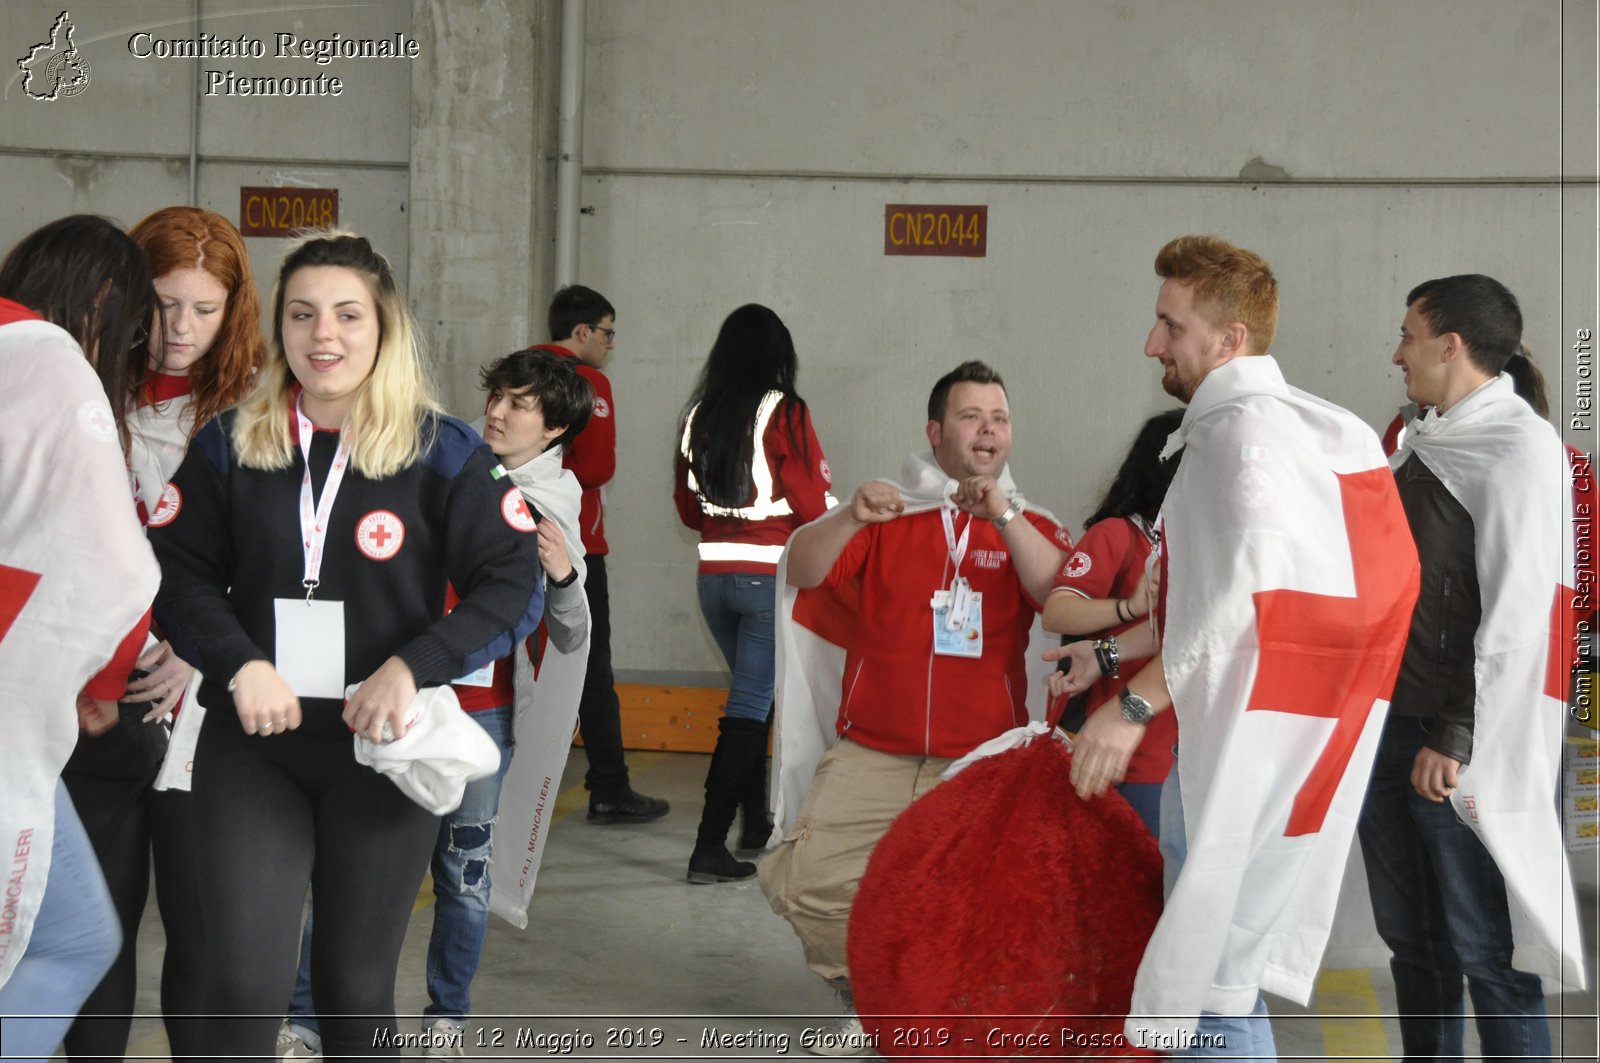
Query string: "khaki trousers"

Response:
xmin=758 ymin=737 xmax=952 ymax=984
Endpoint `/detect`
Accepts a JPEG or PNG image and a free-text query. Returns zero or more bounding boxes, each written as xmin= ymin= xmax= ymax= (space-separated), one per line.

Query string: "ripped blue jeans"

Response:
xmin=286 ymin=705 xmax=514 ymax=1031
xmin=424 ymin=705 xmax=514 ymax=1025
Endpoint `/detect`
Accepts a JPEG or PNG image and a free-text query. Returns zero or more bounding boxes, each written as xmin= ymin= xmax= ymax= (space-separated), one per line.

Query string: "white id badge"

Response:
xmin=931 ymin=592 xmax=983 ymax=657
xmin=273 ymin=598 xmax=347 ymax=698
xmin=452 ymin=661 xmax=496 ymax=687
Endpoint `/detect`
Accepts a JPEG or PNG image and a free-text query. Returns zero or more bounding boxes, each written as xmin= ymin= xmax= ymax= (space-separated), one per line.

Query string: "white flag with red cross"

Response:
xmin=1129 ymin=356 xmax=1421 ymax=1048
xmin=0 ymin=307 xmax=159 ymax=988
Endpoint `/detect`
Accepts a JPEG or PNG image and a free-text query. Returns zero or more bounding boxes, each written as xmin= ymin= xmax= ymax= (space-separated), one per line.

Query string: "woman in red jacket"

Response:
xmin=676 ymin=304 xmax=834 ymax=883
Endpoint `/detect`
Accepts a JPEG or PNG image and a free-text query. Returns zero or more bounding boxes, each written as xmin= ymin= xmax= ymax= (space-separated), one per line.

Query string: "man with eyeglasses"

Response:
xmin=530 ymin=284 xmax=669 ymax=825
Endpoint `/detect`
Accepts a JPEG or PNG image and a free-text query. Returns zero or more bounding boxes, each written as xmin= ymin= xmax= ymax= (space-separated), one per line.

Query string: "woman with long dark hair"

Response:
xmin=674 ymin=304 xmax=834 ymax=883
xmin=0 ymin=216 xmax=159 ymax=1055
xmin=61 ymin=205 xmax=267 ymax=1061
xmin=1043 ymin=409 xmax=1183 ymax=837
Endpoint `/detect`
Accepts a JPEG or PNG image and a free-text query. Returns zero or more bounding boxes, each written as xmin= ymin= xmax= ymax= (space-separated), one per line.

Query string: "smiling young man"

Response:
xmin=1057 ymin=236 xmax=1419 ymax=1059
xmin=760 ymin=360 xmax=1067 ymax=1053
xmin=1361 ymin=275 xmax=1586 ymax=1061
xmin=528 ymin=285 xmax=669 ymax=823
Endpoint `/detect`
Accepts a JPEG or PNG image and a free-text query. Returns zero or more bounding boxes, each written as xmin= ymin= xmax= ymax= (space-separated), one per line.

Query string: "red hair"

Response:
xmin=128 ymin=206 xmax=266 ymax=435
xmin=1155 ymin=235 xmax=1279 ymax=355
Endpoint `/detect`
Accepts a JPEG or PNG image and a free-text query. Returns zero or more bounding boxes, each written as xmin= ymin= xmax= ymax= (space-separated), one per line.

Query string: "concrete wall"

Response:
xmin=0 ymin=0 xmax=413 ymax=312
xmin=2 ymin=0 xmax=1595 ymax=684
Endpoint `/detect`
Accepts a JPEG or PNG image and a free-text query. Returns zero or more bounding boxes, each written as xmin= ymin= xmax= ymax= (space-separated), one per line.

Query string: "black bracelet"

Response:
xmin=1115 ymin=598 xmax=1131 ymax=624
xmin=1092 ymin=636 xmax=1120 ymax=679
xmin=548 ymin=567 xmax=579 ymax=589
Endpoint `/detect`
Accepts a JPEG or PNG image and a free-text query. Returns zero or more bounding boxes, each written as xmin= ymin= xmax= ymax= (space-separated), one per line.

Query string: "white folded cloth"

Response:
xmin=351 ymin=684 xmax=500 ymax=814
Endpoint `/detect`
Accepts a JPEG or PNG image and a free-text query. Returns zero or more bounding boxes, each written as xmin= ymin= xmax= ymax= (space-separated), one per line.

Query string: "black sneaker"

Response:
xmin=587 ymin=791 xmax=670 ymax=823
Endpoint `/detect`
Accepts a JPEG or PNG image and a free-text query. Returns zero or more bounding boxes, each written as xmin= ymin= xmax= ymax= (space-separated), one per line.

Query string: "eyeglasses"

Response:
xmin=586 ymin=323 xmax=616 ymax=341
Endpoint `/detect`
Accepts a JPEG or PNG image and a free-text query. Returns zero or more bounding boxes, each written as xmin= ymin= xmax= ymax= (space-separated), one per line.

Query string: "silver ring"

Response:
xmin=274 ymin=718 xmax=288 ymax=726
xmin=260 ymin=721 xmax=273 ymax=733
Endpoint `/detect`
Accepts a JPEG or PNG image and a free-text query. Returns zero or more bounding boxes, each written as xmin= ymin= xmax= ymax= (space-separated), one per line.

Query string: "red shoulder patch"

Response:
xmin=148 ymin=482 xmax=182 ymax=528
xmin=501 ymin=487 xmax=537 ymax=532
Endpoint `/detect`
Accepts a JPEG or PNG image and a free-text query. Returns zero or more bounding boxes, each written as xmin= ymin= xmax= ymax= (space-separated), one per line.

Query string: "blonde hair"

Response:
xmin=1154 ymin=235 xmax=1279 ymax=355
xmin=233 ymin=231 xmax=439 ymax=478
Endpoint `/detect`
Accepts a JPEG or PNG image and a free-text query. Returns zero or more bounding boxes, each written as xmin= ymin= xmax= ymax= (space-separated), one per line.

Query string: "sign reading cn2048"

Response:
xmin=884 ymin=204 xmax=986 ymax=258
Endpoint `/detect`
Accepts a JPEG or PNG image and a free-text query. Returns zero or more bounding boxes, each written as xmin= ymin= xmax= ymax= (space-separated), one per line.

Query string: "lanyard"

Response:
xmin=295 ymin=397 xmax=352 ymax=601
xmin=938 ymin=505 xmax=971 ymax=580
xmin=939 ymin=505 xmax=975 ymax=629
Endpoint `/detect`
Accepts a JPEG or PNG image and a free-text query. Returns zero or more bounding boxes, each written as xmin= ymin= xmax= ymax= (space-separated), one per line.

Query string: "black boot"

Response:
xmin=734 ymin=706 xmax=775 ymax=856
xmin=687 ymin=716 xmax=768 ymax=884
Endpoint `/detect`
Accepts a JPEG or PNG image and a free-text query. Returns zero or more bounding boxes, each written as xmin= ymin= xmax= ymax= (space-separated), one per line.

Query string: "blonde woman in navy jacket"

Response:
xmin=151 ymin=233 xmax=543 ymax=1060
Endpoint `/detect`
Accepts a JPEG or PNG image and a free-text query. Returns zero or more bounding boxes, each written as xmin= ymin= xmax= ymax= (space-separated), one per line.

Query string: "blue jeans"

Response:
xmin=1358 ymin=714 xmax=1550 ymax=1063
xmin=1117 ymin=780 xmax=1162 ymax=840
xmin=697 ymin=572 xmax=776 ymax=722
xmin=1159 ymin=761 xmax=1278 ymax=1060
xmin=288 ymin=706 xmax=516 ymax=1030
xmin=0 ymin=781 xmax=121 ymax=1061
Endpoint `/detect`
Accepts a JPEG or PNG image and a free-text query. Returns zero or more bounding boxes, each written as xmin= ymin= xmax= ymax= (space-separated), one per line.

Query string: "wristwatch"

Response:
xmin=991 ymin=501 xmax=1020 ymax=529
xmin=1118 ymin=687 xmax=1155 ymax=725
xmin=549 ymin=567 xmax=579 ymax=589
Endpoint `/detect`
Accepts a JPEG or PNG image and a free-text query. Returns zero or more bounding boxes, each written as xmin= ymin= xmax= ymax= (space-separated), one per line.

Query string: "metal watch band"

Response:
xmin=1118 ymin=686 xmax=1155 ymax=725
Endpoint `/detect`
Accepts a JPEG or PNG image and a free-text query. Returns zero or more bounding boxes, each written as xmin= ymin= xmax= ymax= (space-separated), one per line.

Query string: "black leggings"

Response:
xmin=62 ymin=736 xmax=206 ymax=1061
xmin=190 ymin=706 xmax=439 ymax=1061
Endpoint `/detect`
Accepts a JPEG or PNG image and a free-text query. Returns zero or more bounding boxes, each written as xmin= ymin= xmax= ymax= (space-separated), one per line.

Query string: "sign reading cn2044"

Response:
xmin=884 ymin=204 xmax=987 ymax=258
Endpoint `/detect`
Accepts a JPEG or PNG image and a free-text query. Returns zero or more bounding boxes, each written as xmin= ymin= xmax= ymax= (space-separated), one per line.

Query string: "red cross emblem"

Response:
xmin=148 ymin=482 xmax=182 ymax=528
xmin=0 ymin=564 xmax=42 ymax=649
xmin=355 ymin=509 xmax=405 ymax=561
xmin=501 ymin=487 xmax=537 ymax=532
xmin=1245 ymin=468 xmax=1420 ymax=837
xmin=1063 ymin=551 xmax=1092 ymax=579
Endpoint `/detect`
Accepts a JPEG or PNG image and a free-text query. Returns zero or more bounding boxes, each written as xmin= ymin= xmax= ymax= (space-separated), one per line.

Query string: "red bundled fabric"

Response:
xmin=847 ymin=735 xmax=1162 ymax=1059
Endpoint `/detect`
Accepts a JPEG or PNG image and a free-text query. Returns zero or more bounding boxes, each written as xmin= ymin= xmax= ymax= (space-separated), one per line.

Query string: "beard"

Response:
xmin=1160 ymin=363 xmax=1194 ymax=403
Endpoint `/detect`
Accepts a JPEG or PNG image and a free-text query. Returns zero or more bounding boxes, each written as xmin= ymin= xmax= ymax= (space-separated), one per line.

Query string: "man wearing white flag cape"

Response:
xmin=1061 ymin=235 xmax=1420 ymax=1057
xmin=1361 ymin=274 xmax=1586 ymax=1063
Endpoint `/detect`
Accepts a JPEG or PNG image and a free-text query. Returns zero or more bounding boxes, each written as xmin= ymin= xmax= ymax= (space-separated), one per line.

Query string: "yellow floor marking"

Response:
xmin=414 ymin=750 xmax=673 ymax=912
xmin=1316 ymin=967 xmax=1389 ymax=1061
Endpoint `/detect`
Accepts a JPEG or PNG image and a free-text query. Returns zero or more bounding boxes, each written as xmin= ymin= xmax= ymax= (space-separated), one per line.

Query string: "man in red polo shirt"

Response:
xmin=761 ymin=361 xmax=1067 ymax=1050
xmin=532 ymin=285 xmax=667 ymax=823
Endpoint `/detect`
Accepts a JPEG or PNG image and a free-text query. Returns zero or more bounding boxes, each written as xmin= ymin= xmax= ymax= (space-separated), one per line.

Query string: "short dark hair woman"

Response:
xmin=674 ymin=304 xmax=835 ymax=883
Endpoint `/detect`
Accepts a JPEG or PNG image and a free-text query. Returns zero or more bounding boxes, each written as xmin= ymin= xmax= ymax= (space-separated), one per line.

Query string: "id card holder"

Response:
xmin=452 ymin=661 xmax=496 ymax=687
xmin=273 ymin=598 xmax=346 ymax=698
xmin=931 ymin=592 xmax=984 ymax=657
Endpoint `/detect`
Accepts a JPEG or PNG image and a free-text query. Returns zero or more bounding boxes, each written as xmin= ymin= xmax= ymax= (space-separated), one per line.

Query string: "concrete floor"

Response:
xmin=115 ymin=747 xmax=1600 ymax=1060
